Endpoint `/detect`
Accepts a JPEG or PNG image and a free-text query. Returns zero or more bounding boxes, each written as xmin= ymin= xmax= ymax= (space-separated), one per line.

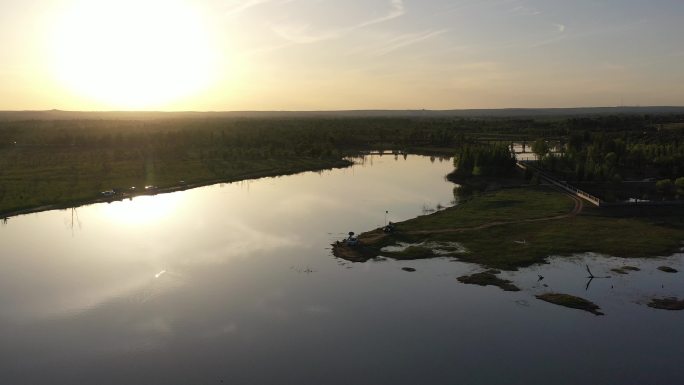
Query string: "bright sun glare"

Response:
xmin=100 ymin=194 xmax=183 ymax=226
xmin=52 ymin=0 xmax=216 ymax=109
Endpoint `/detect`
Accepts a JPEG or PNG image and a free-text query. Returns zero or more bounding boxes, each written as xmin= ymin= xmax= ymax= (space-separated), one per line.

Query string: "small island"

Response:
xmin=536 ymin=293 xmax=604 ymax=316
xmin=648 ymin=298 xmax=684 ymax=311
xmin=457 ymin=270 xmax=520 ymax=292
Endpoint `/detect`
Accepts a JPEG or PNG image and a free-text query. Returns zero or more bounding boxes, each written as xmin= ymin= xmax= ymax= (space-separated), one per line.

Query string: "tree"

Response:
xmin=656 ymin=179 xmax=674 ymax=198
xmin=675 ymin=177 xmax=684 ymax=197
xmin=453 ymin=147 xmax=474 ymax=177
xmin=531 ymin=139 xmax=549 ymax=161
xmin=453 ymin=144 xmax=515 ymax=177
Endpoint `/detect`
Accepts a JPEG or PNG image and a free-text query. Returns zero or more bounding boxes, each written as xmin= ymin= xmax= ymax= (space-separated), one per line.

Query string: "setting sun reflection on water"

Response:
xmin=98 ymin=193 xmax=184 ymax=226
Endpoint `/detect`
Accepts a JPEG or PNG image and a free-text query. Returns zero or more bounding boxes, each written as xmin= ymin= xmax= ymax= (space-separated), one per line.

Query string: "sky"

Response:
xmin=1 ymin=0 xmax=683 ymax=111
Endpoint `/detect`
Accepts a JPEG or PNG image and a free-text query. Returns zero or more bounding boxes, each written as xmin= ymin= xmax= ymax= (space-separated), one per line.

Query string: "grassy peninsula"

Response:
xmin=334 ymin=181 xmax=684 ymax=269
xmin=334 ymin=153 xmax=684 ymax=269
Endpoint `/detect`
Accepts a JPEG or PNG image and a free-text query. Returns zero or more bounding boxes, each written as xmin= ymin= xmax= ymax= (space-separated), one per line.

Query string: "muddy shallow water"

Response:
xmin=1 ymin=155 xmax=682 ymax=385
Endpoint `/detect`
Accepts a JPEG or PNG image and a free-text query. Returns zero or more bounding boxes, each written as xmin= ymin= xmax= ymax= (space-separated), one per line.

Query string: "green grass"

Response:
xmin=382 ymin=246 xmax=436 ymax=260
xmin=395 ymin=186 xmax=574 ymax=232
xmin=349 ymin=184 xmax=684 ymax=270
xmin=0 ymin=149 xmax=351 ymax=216
xmin=434 ymin=216 xmax=684 ymax=269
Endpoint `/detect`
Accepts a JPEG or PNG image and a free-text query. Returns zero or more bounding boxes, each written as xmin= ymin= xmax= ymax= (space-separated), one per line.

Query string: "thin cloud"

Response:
xmin=226 ymin=0 xmax=296 ymax=16
xmin=554 ymin=23 xmax=566 ymax=33
xmin=271 ymin=0 xmax=406 ymax=44
xmin=375 ymin=29 xmax=449 ymax=56
xmin=508 ymin=2 xmax=542 ymax=17
xmin=271 ymin=23 xmax=338 ymax=44
xmin=357 ymin=0 xmax=405 ymax=28
xmin=530 ymin=19 xmax=648 ymax=49
xmin=529 ymin=34 xmax=567 ymax=48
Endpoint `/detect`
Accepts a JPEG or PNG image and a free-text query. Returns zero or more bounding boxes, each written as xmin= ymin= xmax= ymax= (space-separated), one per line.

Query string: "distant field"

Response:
xmin=3 ymin=112 xmax=684 ymax=216
xmin=0 ymin=117 xmax=463 ymax=216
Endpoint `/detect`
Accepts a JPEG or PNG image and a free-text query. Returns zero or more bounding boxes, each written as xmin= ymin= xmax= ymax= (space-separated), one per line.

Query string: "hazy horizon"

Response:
xmin=2 ymin=0 xmax=684 ymax=111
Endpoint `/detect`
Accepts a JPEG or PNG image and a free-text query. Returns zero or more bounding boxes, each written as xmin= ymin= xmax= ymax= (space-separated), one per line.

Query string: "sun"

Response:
xmin=51 ymin=0 xmax=217 ymax=109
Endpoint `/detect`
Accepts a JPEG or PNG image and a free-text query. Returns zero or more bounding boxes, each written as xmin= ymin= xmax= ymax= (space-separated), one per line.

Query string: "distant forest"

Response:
xmin=1 ymin=113 xmax=684 ymax=214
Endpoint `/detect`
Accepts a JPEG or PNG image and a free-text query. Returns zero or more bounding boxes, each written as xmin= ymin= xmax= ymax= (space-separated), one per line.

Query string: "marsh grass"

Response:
xmin=457 ymin=271 xmax=520 ymax=291
xmin=348 ymin=185 xmax=684 ymax=270
xmin=395 ymin=186 xmax=573 ymax=232
xmin=648 ymin=298 xmax=684 ymax=310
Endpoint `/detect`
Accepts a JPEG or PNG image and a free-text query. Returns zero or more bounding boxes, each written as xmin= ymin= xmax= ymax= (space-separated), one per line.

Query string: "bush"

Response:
xmin=676 ymin=177 xmax=684 ymax=196
xmin=656 ymin=179 xmax=674 ymax=198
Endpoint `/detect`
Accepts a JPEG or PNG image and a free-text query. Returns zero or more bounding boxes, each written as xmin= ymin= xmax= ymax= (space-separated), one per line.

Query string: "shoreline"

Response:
xmin=332 ymin=182 xmax=684 ymax=269
xmin=1 ymin=158 xmax=353 ymax=220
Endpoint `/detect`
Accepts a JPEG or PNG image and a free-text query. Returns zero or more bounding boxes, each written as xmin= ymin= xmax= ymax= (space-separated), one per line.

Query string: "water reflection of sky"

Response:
xmin=1 ymin=155 xmax=683 ymax=385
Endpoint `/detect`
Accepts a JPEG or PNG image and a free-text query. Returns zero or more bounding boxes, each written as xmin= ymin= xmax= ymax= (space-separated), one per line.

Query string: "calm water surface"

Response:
xmin=1 ymin=155 xmax=682 ymax=385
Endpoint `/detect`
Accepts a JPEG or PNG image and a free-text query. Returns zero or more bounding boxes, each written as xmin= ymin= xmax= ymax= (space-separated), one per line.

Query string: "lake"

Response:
xmin=1 ymin=154 xmax=682 ymax=385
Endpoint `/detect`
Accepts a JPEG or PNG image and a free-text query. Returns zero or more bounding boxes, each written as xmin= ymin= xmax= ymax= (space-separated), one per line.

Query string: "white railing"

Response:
xmin=517 ymin=161 xmax=602 ymax=206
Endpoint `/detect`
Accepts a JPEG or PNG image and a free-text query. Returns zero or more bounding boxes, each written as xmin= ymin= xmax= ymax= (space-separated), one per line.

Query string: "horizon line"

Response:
xmin=3 ymin=105 xmax=684 ymax=114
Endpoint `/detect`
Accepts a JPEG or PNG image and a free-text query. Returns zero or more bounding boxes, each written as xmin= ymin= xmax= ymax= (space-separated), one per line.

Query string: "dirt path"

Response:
xmin=405 ymin=189 xmax=584 ymax=236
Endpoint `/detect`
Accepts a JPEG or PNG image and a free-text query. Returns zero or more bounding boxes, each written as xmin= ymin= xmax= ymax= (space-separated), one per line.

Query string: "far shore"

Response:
xmin=1 ymin=159 xmax=354 ymax=219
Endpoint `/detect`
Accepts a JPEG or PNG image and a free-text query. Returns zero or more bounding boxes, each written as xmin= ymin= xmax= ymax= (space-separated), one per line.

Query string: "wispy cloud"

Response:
xmin=529 ymin=34 xmax=567 ymax=48
xmin=442 ymin=0 xmax=541 ymax=17
xmin=356 ymin=0 xmax=405 ymax=28
xmin=225 ymin=0 xmax=272 ymax=16
xmin=270 ymin=23 xmax=336 ymax=44
xmin=513 ymin=7 xmax=541 ymax=16
xmin=374 ymin=29 xmax=449 ymax=56
xmin=527 ymin=22 xmax=567 ymax=48
xmin=270 ymin=0 xmax=406 ymax=44
xmin=530 ymin=19 xmax=649 ymax=49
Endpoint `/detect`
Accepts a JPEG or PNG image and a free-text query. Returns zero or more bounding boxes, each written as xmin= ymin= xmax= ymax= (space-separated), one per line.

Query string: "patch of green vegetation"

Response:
xmin=382 ymin=246 xmax=436 ymax=260
xmin=457 ymin=271 xmax=520 ymax=292
xmin=436 ymin=215 xmax=684 ymax=269
xmin=611 ymin=266 xmax=641 ymax=274
xmin=394 ymin=186 xmax=574 ymax=232
xmin=0 ymin=154 xmax=351 ymax=216
xmin=342 ymin=185 xmax=684 ymax=270
xmin=536 ymin=293 xmax=604 ymax=316
xmin=612 ymin=266 xmax=641 ymax=275
xmin=648 ymin=297 xmax=684 ymax=311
